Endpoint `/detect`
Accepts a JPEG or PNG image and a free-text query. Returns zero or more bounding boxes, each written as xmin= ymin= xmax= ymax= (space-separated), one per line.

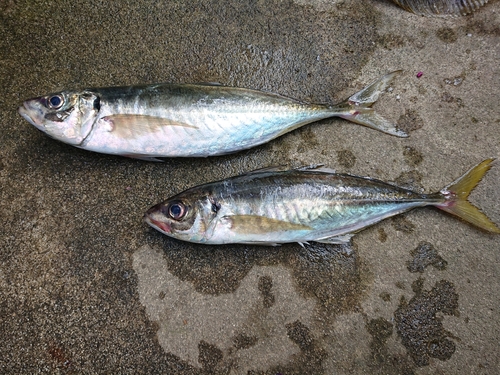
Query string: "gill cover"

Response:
xmin=20 ymin=90 xmax=99 ymax=146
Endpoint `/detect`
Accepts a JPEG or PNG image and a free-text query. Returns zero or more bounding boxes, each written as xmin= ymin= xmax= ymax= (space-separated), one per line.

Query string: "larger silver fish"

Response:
xmin=18 ymin=72 xmax=406 ymax=160
xmin=145 ymin=159 xmax=500 ymax=245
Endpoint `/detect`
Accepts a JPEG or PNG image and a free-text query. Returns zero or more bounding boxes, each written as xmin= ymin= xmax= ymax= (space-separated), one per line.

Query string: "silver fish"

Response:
xmin=145 ymin=159 xmax=500 ymax=245
xmin=19 ymin=72 xmax=406 ymax=160
xmin=391 ymin=0 xmax=488 ymax=16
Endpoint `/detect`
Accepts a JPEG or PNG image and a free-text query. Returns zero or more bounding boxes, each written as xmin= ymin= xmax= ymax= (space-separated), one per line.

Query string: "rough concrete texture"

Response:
xmin=1 ymin=0 xmax=499 ymax=373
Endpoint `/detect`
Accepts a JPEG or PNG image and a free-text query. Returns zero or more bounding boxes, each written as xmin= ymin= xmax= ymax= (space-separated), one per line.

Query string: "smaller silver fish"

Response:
xmin=145 ymin=159 xmax=500 ymax=245
xmin=19 ymin=72 xmax=406 ymax=160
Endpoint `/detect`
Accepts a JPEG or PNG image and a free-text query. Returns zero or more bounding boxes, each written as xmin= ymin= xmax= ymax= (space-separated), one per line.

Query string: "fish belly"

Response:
xmin=81 ymin=84 xmax=330 ymax=157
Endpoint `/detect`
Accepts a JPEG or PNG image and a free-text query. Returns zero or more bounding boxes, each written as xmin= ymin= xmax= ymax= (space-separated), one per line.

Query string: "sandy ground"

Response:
xmin=1 ymin=0 xmax=499 ymax=373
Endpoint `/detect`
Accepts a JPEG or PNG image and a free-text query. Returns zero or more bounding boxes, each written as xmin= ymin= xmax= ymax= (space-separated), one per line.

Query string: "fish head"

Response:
xmin=145 ymin=189 xmax=217 ymax=243
xmin=18 ymin=90 xmax=99 ymax=146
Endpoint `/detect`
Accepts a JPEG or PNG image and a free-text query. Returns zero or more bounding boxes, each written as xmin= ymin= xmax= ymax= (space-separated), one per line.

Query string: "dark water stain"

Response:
xmin=379 ymin=292 xmax=391 ymax=302
xmin=253 ymin=320 xmax=326 ymax=375
xmin=370 ymin=354 xmax=417 ymax=375
xmin=397 ymin=109 xmax=424 ymax=134
xmin=299 ymin=127 xmax=320 ymax=147
xmin=407 ymin=242 xmax=447 ymax=273
xmin=436 ymin=27 xmax=458 ymax=43
xmin=232 ymin=332 xmax=259 ymax=350
xmin=198 ymin=340 xmax=224 ymax=373
xmin=417 ymin=84 xmax=427 ymax=96
xmin=394 ymin=278 xmax=459 ymax=367
xmin=378 ymin=227 xmax=388 ymax=243
xmin=465 ymin=16 xmax=500 ymax=37
xmin=258 ymin=275 xmax=275 ymax=308
xmin=286 ymin=320 xmax=314 ymax=351
xmin=156 ymin=240 xmax=270 ymax=295
xmin=291 ymin=242 xmax=365 ymax=318
xmin=296 ymin=126 xmax=320 ymax=154
xmin=441 ymin=92 xmax=464 ymax=107
xmin=394 ymin=170 xmax=423 ymax=190
xmin=403 ymin=146 xmax=423 ymax=167
xmin=367 ymin=318 xmax=393 ymax=363
xmin=391 ymin=215 xmax=416 ymax=233
xmin=364 ymin=316 xmax=417 ymax=375
xmin=395 ymin=281 xmax=406 ymax=290
xmin=377 ymin=33 xmax=405 ymax=50
xmin=337 ymin=149 xmax=356 ymax=169
xmin=158 ymin=238 xmax=364 ymax=322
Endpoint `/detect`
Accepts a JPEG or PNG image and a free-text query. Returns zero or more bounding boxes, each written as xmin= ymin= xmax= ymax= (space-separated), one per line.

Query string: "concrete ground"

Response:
xmin=1 ymin=0 xmax=499 ymax=373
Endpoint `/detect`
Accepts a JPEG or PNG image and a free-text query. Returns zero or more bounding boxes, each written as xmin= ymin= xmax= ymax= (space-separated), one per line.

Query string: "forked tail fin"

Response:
xmin=436 ymin=158 xmax=500 ymax=233
xmin=336 ymin=71 xmax=408 ymax=138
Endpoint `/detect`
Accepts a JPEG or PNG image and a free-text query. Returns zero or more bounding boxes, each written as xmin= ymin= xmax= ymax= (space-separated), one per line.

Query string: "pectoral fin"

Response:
xmin=101 ymin=114 xmax=198 ymax=138
xmin=224 ymin=215 xmax=313 ymax=235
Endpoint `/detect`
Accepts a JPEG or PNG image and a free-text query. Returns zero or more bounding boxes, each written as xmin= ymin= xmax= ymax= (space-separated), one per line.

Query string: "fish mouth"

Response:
xmin=18 ymin=102 xmax=44 ymax=129
xmin=144 ymin=212 xmax=171 ymax=234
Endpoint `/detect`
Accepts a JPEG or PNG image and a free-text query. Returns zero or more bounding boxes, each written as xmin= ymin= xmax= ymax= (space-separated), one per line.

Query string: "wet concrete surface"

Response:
xmin=1 ymin=0 xmax=499 ymax=373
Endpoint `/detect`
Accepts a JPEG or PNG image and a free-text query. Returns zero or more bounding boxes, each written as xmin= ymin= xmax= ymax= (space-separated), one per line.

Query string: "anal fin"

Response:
xmin=315 ymin=233 xmax=354 ymax=244
xmin=122 ymin=154 xmax=165 ymax=162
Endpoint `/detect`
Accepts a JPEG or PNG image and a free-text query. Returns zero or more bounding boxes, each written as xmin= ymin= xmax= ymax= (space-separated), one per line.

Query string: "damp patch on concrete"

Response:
xmin=394 ymin=278 xmax=459 ymax=367
xmin=396 ymin=109 xmax=424 ymax=134
xmin=390 ymin=215 xmax=416 ymax=233
xmin=337 ymin=149 xmax=356 ymax=169
xmin=366 ymin=317 xmax=393 ymax=364
xmin=406 ymin=241 xmax=447 ymax=273
xmin=402 ymin=146 xmax=423 ymax=167
xmin=394 ymin=170 xmax=423 ymax=190
xmin=132 ymin=245 xmax=315 ymax=372
xmin=436 ymin=27 xmax=458 ymax=43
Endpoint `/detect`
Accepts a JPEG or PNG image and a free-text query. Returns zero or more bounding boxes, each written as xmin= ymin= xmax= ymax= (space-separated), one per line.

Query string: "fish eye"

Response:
xmin=168 ymin=202 xmax=186 ymax=220
xmin=47 ymin=94 xmax=64 ymax=109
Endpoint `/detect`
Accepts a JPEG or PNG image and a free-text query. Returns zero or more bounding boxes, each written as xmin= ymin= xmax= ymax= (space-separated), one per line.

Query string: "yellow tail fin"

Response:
xmin=436 ymin=159 xmax=500 ymax=233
